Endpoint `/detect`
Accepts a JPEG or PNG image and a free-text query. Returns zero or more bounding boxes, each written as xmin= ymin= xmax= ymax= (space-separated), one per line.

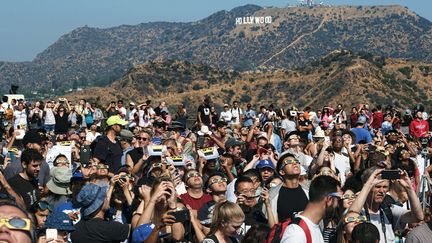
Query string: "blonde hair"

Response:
xmin=208 ymin=200 xmax=245 ymax=236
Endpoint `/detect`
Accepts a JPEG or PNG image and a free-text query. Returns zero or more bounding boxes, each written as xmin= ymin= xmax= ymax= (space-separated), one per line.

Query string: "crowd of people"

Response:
xmin=0 ymin=95 xmax=431 ymax=243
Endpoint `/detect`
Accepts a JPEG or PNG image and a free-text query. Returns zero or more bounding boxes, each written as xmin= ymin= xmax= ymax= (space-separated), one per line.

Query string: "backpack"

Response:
xmin=266 ymin=217 xmax=312 ymax=243
xmin=5 ymin=105 xmax=13 ymax=120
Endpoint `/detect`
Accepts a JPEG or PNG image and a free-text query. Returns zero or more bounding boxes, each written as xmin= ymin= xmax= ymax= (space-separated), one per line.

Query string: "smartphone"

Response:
xmin=168 ymin=209 xmax=190 ymax=223
xmin=80 ymin=145 xmax=91 ymax=165
xmin=46 ymin=228 xmax=58 ymax=240
xmin=196 ymin=135 xmax=205 ymax=149
xmin=381 ymin=170 xmax=400 ymax=180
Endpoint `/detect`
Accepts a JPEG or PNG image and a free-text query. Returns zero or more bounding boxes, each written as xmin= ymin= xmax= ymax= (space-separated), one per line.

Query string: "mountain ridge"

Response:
xmin=1 ymin=4 xmax=432 ymax=98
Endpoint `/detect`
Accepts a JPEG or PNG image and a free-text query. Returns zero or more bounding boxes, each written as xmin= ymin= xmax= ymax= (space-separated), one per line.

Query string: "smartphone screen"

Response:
xmin=46 ymin=228 xmax=58 ymax=240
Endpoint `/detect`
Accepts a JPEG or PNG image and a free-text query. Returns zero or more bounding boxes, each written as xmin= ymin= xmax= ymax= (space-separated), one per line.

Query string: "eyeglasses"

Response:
xmin=327 ymin=192 xmax=342 ymax=200
xmin=186 ymin=172 xmax=201 ymax=179
xmin=344 ymin=215 xmax=367 ymax=224
xmin=96 ymin=164 xmax=109 ymax=169
xmin=0 ymin=217 xmax=31 ymax=231
xmin=35 ymin=200 xmax=53 ymax=211
xmin=282 ymin=158 xmax=300 ymax=167
xmin=208 ymin=177 xmax=227 ymax=187
xmin=387 ymin=132 xmax=399 ymax=136
xmin=342 ymin=194 xmax=357 ymax=200
xmin=237 ymin=189 xmax=256 ymax=196
xmin=55 ymin=159 xmax=70 ymax=166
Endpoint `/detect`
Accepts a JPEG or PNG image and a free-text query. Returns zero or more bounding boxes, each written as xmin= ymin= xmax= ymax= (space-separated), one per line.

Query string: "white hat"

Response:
xmin=197 ymin=125 xmax=212 ymax=136
xmin=313 ymin=130 xmax=325 ymax=138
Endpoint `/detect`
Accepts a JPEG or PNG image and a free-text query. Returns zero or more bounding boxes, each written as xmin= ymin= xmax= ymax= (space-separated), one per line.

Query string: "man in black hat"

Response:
xmin=3 ymin=130 xmax=51 ymax=189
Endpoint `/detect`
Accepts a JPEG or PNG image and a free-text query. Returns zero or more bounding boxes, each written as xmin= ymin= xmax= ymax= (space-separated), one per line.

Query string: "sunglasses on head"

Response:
xmin=35 ymin=200 xmax=53 ymax=211
xmin=0 ymin=217 xmax=31 ymax=231
xmin=344 ymin=215 xmax=367 ymax=224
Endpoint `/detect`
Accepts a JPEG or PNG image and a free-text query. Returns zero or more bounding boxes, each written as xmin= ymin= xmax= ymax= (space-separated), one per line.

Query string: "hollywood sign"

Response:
xmin=235 ymin=16 xmax=273 ymax=25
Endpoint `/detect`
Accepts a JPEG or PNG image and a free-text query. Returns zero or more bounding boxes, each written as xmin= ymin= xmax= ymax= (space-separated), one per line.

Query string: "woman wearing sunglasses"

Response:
xmin=335 ymin=211 xmax=368 ymax=243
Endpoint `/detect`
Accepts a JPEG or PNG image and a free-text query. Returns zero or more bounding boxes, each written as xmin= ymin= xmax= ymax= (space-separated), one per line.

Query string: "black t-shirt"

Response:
xmin=277 ymin=186 xmax=308 ymax=222
xmin=298 ymin=119 xmax=311 ymax=143
xmin=55 ymin=113 xmax=69 ymax=134
xmin=198 ymin=200 xmax=216 ymax=226
xmin=6 ymin=174 xmax=40 ymax=209
xmin=106 ymin=109 xmax=118 ymax=118
xmin=93 ymin=136 xmax=123 ymax=173
xmin=126 ymin=147 xmax=143 ymax=164
xmin=242 ymin=202 xmax=268 ymax=227
xmin=70 ymin=218 xmax=129 ymax=243
xmin=197 ymin=104 xmax=211 ymax=125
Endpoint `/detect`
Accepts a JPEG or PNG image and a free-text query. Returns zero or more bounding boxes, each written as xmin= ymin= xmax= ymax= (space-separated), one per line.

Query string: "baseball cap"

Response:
xmin=256 ymin=160 xmax=275 ymax=170
xmin=106 ymin=115 xmax=128 ymax=126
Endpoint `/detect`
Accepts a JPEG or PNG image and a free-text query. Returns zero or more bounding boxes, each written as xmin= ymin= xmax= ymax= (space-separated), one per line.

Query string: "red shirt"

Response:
xmin=409 ymin=119 xmax=429 ymax=138
xmin=180 ymin=192 xmax=212 ymax=210
xmin=371 ymin=111 xmax=383 ymax=129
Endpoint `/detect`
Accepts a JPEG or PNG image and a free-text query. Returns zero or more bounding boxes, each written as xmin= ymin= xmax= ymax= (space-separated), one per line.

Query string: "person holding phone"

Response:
xmin=348 ymin=167 xmax=423 ymax=243
xmin=135 ymin=176 xmax=185 ymax=242
xmin=234 ymin=175 xmax=275 ymax=234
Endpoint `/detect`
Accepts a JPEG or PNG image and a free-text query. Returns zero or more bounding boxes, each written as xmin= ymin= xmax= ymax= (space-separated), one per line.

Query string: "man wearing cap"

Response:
xmin=71 ymin=183 xmax=130 ymax=242
xmin=220 ymin=104 xmax=232 ymax=123
xmin=351 ymin=116 xmax=372 ymax=144
xmin=93 ymin=115 xmax=127 ymax=173
xmin=119 ymin=129 xmax=134 ymax=166
xmin=168 ymin=121 xmax=193 ymax=156
xmin=256 ymin=159 xmax=275 ymax=182
xmin=3 ymin=130 xmax=51 ymax=193
xmin=38 ymin=211 xmax=75 ymax=242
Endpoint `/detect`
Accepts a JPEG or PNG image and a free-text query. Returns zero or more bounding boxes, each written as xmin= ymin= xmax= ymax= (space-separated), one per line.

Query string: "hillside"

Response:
xmin=1 ymin=4 xmax=432 ymax=97
xmin=64 ymin=51 xmax=432 ymax=112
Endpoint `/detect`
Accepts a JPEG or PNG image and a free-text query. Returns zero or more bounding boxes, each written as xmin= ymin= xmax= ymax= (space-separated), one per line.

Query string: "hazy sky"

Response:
xmin=1 ymin=0 xmax=430 ymax=62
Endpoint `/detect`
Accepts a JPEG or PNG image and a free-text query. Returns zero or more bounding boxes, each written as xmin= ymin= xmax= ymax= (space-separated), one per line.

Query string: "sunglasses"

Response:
xmin=208 ymin=177 xmax=227 ymax=187
xmin=282 ymin=159 xmax=300 ymax=166
xmin=344 ymin=215 xmax=367 ymax=224
xmin=136 ymin=137 xmax=148 ymax=141
xmin=96 ymin=165 xmax=109 ymax=169
xmin=327 ymin=192 xmax=342 ymax=200
xmin=0 ymin=217 xmax=31 ymax=231
xmin=186 ymin=172 xmax=201 ymax=179
xmin=55 ymin=159 xmax=70 ymax=165
xmin=387 ymin=132 xmax=399 ymax=136
xmin=342 ymin=194 xmax=357 ymax=200
xmin=120 ymin=175 xmax=135 ymax=183
xmin=288 ymin=136 xmax=300 ymax=140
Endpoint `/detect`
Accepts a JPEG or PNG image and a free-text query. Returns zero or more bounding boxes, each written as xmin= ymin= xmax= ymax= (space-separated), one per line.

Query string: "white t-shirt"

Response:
xmin=128 ymin=109 xmax=137 ymax=127
xmin=364 ymin=206 xmax=406 ymax=243
xmin=280 ymin=119 xmax=297 ymax=135
xmin=220 ymin=110 xmax=232 ymax=122
xmin=230 ymin=107 xmax=242 ymax=125
xmin=118 ymin=107 xmax=127 ymax=119
xmin=44 ymin=108 xmax=56 ymax=125
xmin=334 ymin=153 xmax=351 ymax=185
xmin=281 ymin=215 xmax=324 ymax=243
xmin=14 ymin=109 xmax=27 ymax=129
xmin=86 ymin=132 xmax=101 ymax=143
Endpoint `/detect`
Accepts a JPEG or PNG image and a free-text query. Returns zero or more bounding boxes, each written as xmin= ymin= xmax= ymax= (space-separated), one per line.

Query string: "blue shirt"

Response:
xmin=351 ymin=127 xmax=372 ymax=144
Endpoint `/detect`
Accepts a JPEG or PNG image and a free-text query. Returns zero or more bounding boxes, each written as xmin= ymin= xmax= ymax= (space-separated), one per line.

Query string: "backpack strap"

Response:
xmin=291 ymin=217 xmax=312 ymax=243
